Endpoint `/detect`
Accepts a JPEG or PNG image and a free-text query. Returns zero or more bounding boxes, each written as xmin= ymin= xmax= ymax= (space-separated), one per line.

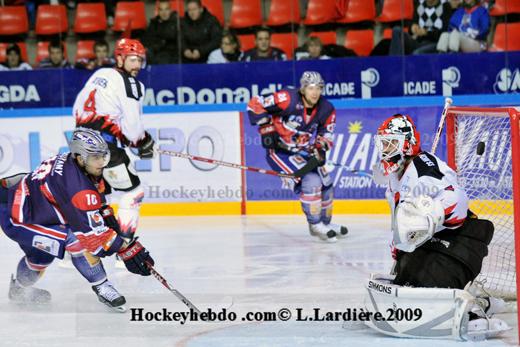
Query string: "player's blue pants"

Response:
xmin=265 ymin=149 xmax=334 ymax=225
xmin=0 ymin=202 xmax=107 ymax=286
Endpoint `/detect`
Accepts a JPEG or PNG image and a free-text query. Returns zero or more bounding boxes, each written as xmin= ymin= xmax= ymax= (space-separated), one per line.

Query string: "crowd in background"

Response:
xmin=0 ymin=0 xmax=508 ymax=71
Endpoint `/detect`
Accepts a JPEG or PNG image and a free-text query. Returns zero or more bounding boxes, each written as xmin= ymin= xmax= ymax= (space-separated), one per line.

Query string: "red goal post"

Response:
xmin=445 ymin=105 xmax=520 ymax=333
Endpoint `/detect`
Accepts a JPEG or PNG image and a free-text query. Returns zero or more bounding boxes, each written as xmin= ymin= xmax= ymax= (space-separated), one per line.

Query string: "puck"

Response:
xmin=476 ymin=142 xmax=485 ymax=155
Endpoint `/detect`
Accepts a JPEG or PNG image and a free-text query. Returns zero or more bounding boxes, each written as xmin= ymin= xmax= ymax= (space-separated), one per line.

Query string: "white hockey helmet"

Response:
xmin=69 ymin=127 xmax=110 ymax=168
xmin=300 ymin=71 xmax=325 ymax=90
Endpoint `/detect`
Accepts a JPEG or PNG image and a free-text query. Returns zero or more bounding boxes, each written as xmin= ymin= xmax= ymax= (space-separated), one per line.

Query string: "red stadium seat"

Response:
xmin=75 ymin=40 xmax=96 ymax=61
xmin=113 ymin=1 xmax=147 ymax=32
xmin=271 ymin=32 xmax=298 ymax=59
xmin=202 ymin=0 xmax=224 ymax=25
xmin=344 ymin=29 xmax=374 ymax=56
xmin=303 ymin=0 xmax=337 ymax=26
xmin=229 ymin=0 xmax=262 ymax=29
xmin=491 ymin=22 xmax=520 ymax=51
xmin=238 ymin=34 xmax=256 ymax=51
xmin=376 ymin=0 xmax=414 ymax=23
xmin=266 ymin=0 xmax=300 ymax=26
xmin=35 ymin=4 xmax=68 ymax=36
xmin=169 ymin=0 xmax=184 ymax=14
xmin=0 ymin=6 xmax=29 ymax=36
xmin=74 ymin=3 xmax=107 ymax=34
xmin=36 ymin=41 xmax=67 ymax=64
xmin=337 ymin=0 xmax=376 ymax=24
xmin=0 ymin=43 xmax=6 ymax=62
xmin=383 ymin=28 xmax=393 ymax=39
xmin=490 ymin=0 xmax=520 ymax=16
xmin=309 ymin=31 xmax=337 ymax=45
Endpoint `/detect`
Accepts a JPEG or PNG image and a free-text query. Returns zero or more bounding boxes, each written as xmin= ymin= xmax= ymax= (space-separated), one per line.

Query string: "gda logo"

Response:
xmin=494 ymin=68 xmax=520 ymax=93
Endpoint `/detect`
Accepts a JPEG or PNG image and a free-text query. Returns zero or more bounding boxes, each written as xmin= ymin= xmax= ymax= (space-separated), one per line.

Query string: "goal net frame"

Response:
xmin=445 ymin=106 xmax=520 ymax=337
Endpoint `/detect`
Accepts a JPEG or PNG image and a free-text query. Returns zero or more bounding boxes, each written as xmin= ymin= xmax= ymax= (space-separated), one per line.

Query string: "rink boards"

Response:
xmin=0 ymin=94 xmax=517 ymax=215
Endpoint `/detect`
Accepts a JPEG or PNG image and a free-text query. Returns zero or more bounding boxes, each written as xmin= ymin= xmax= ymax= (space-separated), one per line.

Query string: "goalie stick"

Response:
xmin=431 ymin=97 xmax=453 ymax=154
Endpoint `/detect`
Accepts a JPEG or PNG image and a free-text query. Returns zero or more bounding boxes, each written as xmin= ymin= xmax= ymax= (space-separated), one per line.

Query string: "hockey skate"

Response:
xmin=309 ymin=222 xmax=337 ymax=242
xmin=92 ymin=280 xmax=127 ymax=313
xmin=8 ymin=274 xmax=51 ymax=304
xmin=325 ymin=222 xmax=348 ymax=239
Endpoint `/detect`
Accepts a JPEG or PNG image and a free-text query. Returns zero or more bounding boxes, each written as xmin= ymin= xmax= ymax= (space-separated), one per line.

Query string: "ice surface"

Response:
xmin=0 ymin=215 xmax=516 ymax=346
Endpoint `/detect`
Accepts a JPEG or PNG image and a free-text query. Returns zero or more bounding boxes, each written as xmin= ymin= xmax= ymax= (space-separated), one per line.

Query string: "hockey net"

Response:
xmin=445 ymin=106 xmax=520 ymax=300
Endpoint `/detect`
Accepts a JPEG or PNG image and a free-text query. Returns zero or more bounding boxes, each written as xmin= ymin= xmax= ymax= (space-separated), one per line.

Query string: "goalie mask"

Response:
xmin=375 ymin=114 xmax=421 ymax=175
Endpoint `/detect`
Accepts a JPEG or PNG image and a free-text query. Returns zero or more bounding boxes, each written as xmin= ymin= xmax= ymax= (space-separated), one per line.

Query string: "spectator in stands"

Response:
xmin=241 ymin=27 xmax=287 ymax=62
xmin=295 ymin=37 xmax=331 ymax=60
xmin=0 ymin=43 xmax=32 ymax=71
xmin=181 ymin=0 xmax=222 ymax=64
xmin=437 ymin=0 xmax=490 ymax=53
xmin=38 ymin=40 xmax=72 ymax=69
xmin=143 ymin=0 xmax=180 ymax=65
xmin=75 ymin=39 xmax=115 ymax=70
xmin=388 ymin=0 xmax=453 ymax=55
xmin=207 ymin=30 xmax=243 ymax=63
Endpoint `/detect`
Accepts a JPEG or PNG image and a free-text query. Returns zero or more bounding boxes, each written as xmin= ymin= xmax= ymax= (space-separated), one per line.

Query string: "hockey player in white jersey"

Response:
xmin=72 ymin=38 xmax=153 ymax=243
xmin=363 ymin=114 xmax=509 ymax=341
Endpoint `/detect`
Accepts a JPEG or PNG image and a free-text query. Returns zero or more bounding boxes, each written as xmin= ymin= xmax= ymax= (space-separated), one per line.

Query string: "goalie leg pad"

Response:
xmin=364 ymin=276 xmax=479 ymax=341
xmin=117 ymin=185 xmax=145 ymax=238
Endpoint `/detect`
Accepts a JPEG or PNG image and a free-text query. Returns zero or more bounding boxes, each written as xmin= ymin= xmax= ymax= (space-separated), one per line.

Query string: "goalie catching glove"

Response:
xmin=393 ymin=195 xmax=445 ymax=252
xmin=117 ymin=238 xmax=155 ymax=276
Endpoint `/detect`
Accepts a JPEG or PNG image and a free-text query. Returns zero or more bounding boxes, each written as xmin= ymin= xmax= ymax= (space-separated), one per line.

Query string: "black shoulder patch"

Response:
xmin=413 ymin=152 xmax=444 ymax=180
xmin=117 ymin=70 xmax=143 ymax=101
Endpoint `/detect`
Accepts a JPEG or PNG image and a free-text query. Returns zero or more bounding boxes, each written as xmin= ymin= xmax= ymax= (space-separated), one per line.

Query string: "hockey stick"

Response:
xmin=431 ymin=97 xmax=453 ymax=154
xmin=157 ymin=149 xmax=295 ymax=178
xmin=146 ymin=262 xmax=202 ymax=314
xmin=325 ymin=161 xmax=372 ymax=176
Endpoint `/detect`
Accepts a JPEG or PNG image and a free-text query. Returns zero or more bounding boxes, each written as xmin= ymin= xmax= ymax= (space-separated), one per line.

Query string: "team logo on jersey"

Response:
xmin=87 ymin=210 xmax=105 ymax=232
xmin=32 ymin=235 xmax=60 ymax=256
xmin=286 ymin=115 xmax=303 ymax=129
xmin=262 ymin=95 xmax=275 ymax=107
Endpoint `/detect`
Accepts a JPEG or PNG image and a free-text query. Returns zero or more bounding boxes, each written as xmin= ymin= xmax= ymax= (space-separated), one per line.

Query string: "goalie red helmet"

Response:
xmin=375 ymin=114 xmax=421 ymax=175
xmin=114 ymin=39 xmax=146 ymax=61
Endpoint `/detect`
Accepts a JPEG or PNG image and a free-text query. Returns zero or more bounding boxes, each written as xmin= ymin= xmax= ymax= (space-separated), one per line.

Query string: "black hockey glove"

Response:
xmin=311 ymin=146 xmax=327 ymax=167
xmin=137 ymin=131 xmax=155 ymax=159
xmin=258 ymin=123 xmax=280 ymax=149
xmin=117 ymin=238 xmax=155 ymax=276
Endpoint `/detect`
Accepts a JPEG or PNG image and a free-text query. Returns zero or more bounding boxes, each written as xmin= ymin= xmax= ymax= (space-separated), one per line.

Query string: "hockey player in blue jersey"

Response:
xmin=247 ymin=71 xmax=348 ymax=242
xmin=0 ymin=128 xmax=155 ymax=312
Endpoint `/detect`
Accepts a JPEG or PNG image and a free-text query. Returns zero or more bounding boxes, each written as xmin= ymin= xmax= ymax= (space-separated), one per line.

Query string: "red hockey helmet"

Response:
xmin=375 ymin=114 xmax=421 ymax=175
xmin=114 ymin=39 xmax=146 ymax=61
